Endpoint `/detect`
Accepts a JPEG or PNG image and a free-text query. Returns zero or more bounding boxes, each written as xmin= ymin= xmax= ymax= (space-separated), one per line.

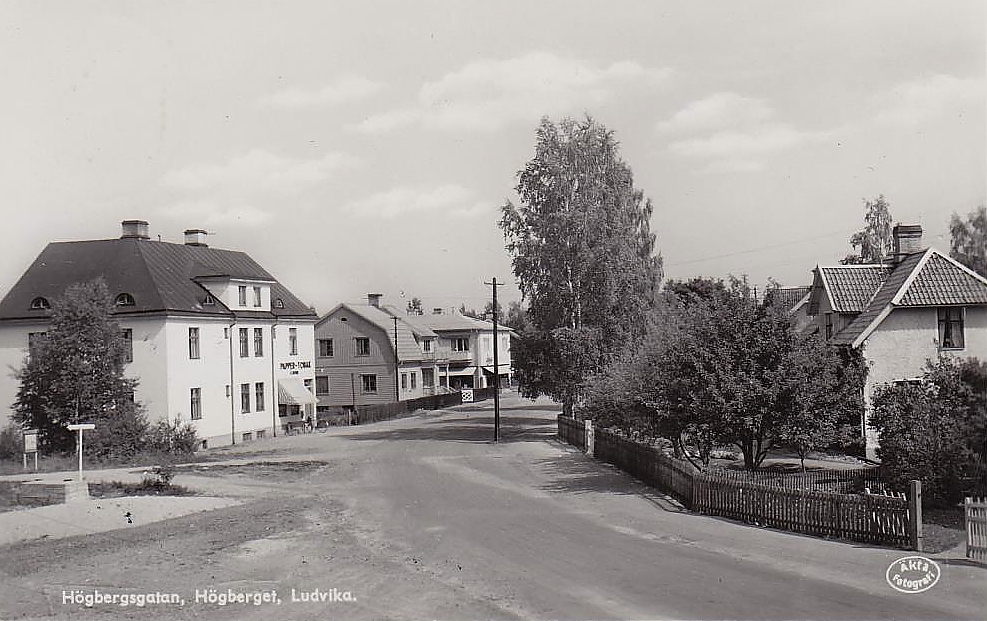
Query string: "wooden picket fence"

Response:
xmin=692 ymin=473 xmax=910 ymax=547
xmin=557 ymin=415 xmax=586 ymax=450
xmin=707 ymin=466 xmax=884 ymax=494
xmin=965 ymin=497 xmax=987 ymax=562
xmin=593 ymin=429 xmax=697 ymax=504
xmin=555 ymin=417 xmax=917 ymax=549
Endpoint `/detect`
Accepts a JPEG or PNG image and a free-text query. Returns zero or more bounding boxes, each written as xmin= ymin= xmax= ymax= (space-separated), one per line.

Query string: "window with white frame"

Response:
xmin=411 ymin=372 xmax=417 ymax=389
xmin=254 ymin=327 xmax=263 ymax=356
xmin=241 ymin=383 xmax=251 ymax=413
xmin=401 ymin=373 xmax=407 ymax=390
xmin=253 ymin=286 xmax=262 ymax=307
xmin=938 ymin=307 xmax=965 ymax=349
xmin=316 ymin=375 xmax=330 ymax=395
xmin=239 ymin=328 xmax=249 ymax=357
xmin=355 ymin=337 xmax=370 ymax=356
xmin=189 ymin=327 xmax=200 ymax=359
xmin=361 ymin=374 xmax=377 ymax=393
xmin=318 ymin=338 xmax=333 ymax=357
xmin=451 ymin=337 xmax=470 ymax=352
xmin=255 ymin=382 xmax=265 ymax=411
xmin=122 ymin=329 xmax=133 ymax=363
xmin=238 ymin=286 xmax=247 ymax=306
xmin=190 ymin=388 xmax=202 ymax=420
xmin=422 ymin=338 xmax=433 ymax=353
xmin=289 ymin=327 xmax=298 ymax=355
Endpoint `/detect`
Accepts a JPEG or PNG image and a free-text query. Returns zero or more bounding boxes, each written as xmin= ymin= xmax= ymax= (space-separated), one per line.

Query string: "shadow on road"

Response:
xmin=534 ymin=452 xmax=688 ymax=514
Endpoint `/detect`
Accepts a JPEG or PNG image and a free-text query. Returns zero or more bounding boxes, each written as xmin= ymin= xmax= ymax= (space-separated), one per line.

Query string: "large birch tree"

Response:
xmin=500 ymin=116 xmax=662 ymax=416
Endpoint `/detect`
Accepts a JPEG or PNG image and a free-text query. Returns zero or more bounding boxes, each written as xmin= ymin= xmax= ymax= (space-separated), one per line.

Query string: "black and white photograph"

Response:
xmin=0 ymin=1 xmax=985 ymax=620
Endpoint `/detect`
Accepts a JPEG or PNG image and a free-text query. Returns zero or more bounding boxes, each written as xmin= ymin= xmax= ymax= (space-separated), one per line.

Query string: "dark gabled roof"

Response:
xmin=816 ymin=265 xmax=892 ymax=313
xmin=0 ymin=238 xmax=315 ymax=321
xmin=897 ymin=252 xmax=987 ymax=306
xmin=318 ymin=303 xmax=425 ymax=362
xmin=830 ymin=249 xmax=987 ymax=347
xmin=766 ymin=286 xmax=811 ymax=311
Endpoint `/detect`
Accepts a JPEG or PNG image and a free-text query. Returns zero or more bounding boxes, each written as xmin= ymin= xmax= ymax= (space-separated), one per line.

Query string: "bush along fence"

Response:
xmin=355 ymin=391 xmax=464 ymax=424
xmin=558 ymin=415 xmax=923 ymax=550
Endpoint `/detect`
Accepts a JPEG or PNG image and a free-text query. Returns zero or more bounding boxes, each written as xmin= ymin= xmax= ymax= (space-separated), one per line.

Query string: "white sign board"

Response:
xmin=23 ymin=430 xmax=37 ymax=453
xmin=461 ymin=389 xmax=474 ymax=403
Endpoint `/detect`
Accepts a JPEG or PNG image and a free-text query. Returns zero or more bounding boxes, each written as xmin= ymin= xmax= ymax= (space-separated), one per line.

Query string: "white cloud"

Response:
xmin=342 ymin=184 xmax=488 ymax=219
xmin=657 ymin=92 xmax=773 ymax=133
xmin=348 ymin=52 xmax=672 ymax=134
xmin=165 ymin=199 xmax=275 ymax=228
xmin=162 ymin=149 xmax=361 ymax=194
xmin=257 ymin=76 xmax=383 ymax=109
xmin=159 ymin=149 xmax=361 ymax=227
xmin=874 ymin=74 xmax=985 ymax=126
xmin=669 ymin=124 xmax=830 ymax=159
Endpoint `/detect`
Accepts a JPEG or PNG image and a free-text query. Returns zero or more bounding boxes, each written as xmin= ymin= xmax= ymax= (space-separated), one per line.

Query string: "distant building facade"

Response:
xmin=0 ymin=221 xmax=318 ymax=447
xmin=313 ymin=295 xmax=512 ymax=412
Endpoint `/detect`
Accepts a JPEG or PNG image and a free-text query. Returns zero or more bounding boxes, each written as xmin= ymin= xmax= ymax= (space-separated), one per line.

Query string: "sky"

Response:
xmin=1 ymin=1 xmax=984 ymax=314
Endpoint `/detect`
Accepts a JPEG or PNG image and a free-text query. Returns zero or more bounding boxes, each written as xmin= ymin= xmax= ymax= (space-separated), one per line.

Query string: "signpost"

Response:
xmin=66 ymin=423 xmax=95 ymax=481
xmin=23 ymin=429 xmax=38 ymax=471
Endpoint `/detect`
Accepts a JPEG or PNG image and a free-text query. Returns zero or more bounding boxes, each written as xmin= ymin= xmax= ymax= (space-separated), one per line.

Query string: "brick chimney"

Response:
xmin=892 ymin=224 xmax=923 ymax=263
xmin=367 ymin=293 xmax=382 ymax=308
xmin=184 ymin=229 xmax=208 ymax=247
xmin=120 ymin=220 xmax=149 ymax=240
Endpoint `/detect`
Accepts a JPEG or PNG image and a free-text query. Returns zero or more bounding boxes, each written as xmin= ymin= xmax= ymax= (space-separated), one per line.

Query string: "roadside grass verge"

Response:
xmin=88 ymin=479 xmax=196 ymax=498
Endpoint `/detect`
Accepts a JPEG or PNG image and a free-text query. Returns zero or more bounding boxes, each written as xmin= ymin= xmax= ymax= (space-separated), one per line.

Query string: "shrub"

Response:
xmin=0 ymin=425 xmax=23 ymax=461
xmin=870 ymin=356 xmax=987 ymax=506
xmin=145 ymin=420 xmax=199 ymax=456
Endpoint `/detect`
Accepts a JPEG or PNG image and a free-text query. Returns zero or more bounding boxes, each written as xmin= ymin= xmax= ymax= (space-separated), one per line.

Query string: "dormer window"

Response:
xmin=203 ymin=294 xmax=216 ymax=306
xmin=30 ymin=297 xmax=50 ymax=310
xmin=274 ymin=298 xmax=285 ymax=309
xmin=115 ymin=293 xmax=136 ymax=307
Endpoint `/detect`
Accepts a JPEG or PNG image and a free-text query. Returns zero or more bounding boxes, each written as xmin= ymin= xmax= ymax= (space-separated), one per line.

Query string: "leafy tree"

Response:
xmin=500 ymin=115 xmax=662 ymax=416
xmin=13 ymin=279 xmax=145 ymax=455
xmin=502 ymin=301 xmax=530 ymax=333
xmin=775 ymin=336 xmax=867 ymax=470
xmin=664 ymin=277 xmax=729 ymax=307
xmin=870 ymin=356 xmax=987 ymax=506
xmin=584 ymin=278 xmax=866 ymax=471
xmin=406 ymin=297 xmax=423 ymax=315
xmin=458 ymin=303 xmax=480 ymax=319
xmin=841 ymin=195 xmax=894 ymax=265
xmin=949 ymin=205 xmax=987 ymax=277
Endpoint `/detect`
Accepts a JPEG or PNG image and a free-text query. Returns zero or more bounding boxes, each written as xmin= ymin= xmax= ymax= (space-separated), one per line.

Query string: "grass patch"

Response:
xmin=88 ymin=480 xmax=196 ymax=499
xmin=170 ymin=460 xmax=328 ymax=479
xmin=922 ymin=507 xmax=966 ymax=554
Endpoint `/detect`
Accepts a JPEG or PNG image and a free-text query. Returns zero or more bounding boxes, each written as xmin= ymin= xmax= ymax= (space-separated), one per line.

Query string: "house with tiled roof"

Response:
xmin=806 ymin=224 xmax=987 ymax=458
xmin=0 ymin=220 xmax=318 ymax=447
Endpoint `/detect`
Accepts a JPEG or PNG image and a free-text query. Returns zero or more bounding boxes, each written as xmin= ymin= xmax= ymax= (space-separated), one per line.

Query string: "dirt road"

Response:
xmin=1 ymin=394 xmax=983 ymax=620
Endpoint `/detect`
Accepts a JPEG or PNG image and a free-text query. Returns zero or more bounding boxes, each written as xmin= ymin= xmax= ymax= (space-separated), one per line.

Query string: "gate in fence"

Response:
xmin=965 ymin=497 xmax=987 ymax=562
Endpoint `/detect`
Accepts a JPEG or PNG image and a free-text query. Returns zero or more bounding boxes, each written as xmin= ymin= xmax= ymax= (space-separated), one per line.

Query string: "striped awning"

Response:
xmin=278 ymin=378 xmax=316 ymax=405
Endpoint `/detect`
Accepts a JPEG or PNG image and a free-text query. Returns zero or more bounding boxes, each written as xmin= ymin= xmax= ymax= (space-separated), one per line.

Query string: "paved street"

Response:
xmin=1 ymin=393 xmax=984 ymax=620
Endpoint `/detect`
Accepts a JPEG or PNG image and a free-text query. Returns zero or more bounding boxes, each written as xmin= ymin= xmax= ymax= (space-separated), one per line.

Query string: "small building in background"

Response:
xmin=313 ymin=294 xmax=513 ymax=414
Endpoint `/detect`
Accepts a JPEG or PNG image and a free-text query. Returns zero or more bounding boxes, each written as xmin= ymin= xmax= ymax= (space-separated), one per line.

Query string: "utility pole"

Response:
xmin=392 ymin=316 xmax=400 ymax=403
xmin=484 ymin=277 xmax=506 ymax=442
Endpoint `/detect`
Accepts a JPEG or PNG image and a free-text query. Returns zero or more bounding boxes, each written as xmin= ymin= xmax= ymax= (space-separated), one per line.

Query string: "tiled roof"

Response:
xmin=829 ymin=249 xmax=987 ymax=347
xmin=0 ymin=238 xmax=315 ymax=321
xmin=897 ymin=252 xmax=987 ymax=306
xmin=766 ymin=286 xmax=811 ymax=311
xmin=818 ymin=266 xmax=892 ymax=313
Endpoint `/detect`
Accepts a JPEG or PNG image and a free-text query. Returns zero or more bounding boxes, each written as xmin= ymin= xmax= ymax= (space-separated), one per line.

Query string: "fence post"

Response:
xmin=908 ymin=480 xmax=923 ymax=552
xmin=584 ymin=419 xmax=594 ymax=457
